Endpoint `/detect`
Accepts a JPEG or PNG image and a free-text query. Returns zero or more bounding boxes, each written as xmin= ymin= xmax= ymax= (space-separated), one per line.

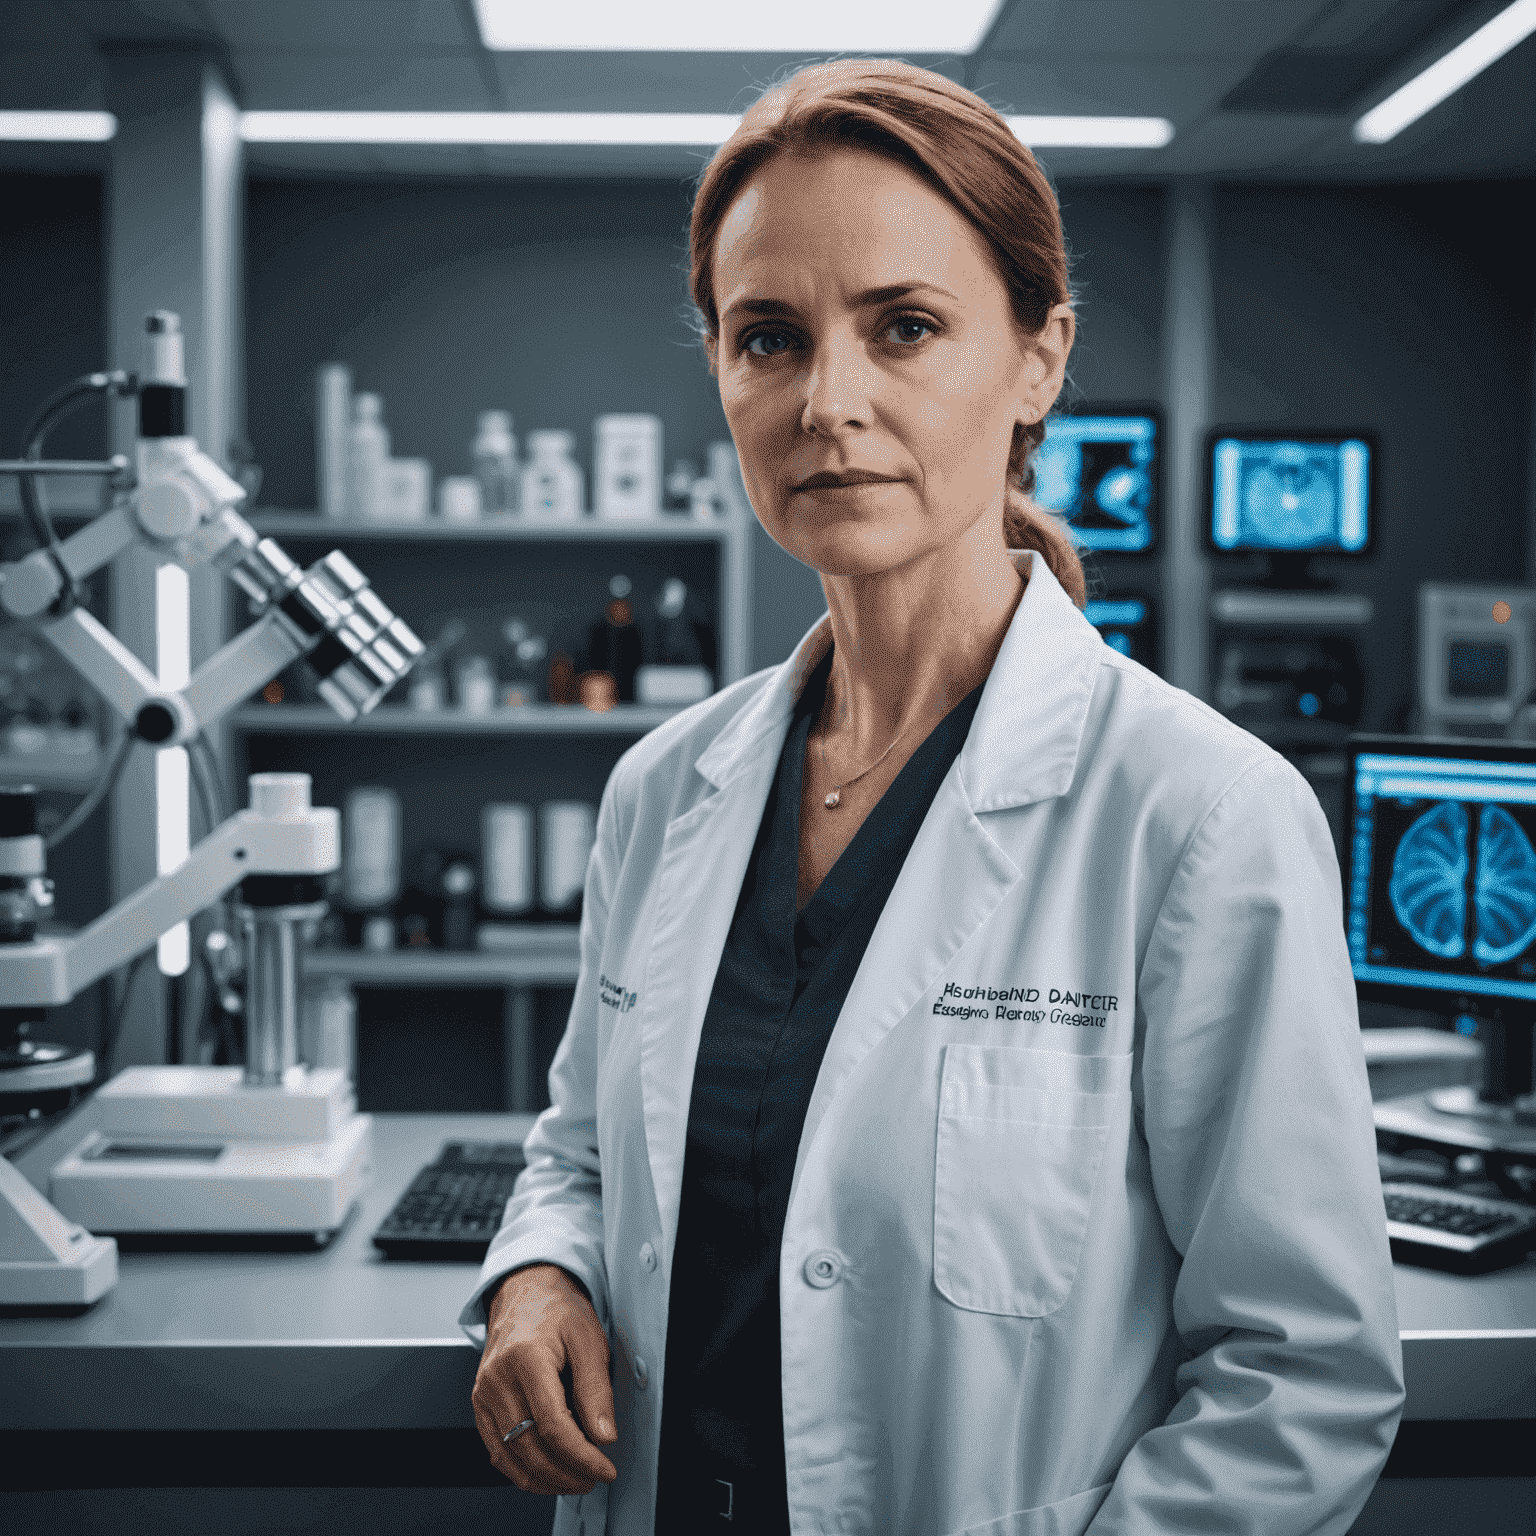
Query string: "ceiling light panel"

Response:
xmin=472 ymin=0 xmax=1003 ymax=53
xmin=1354 ymin=0 xmax=1536 ymax=142
xmin=0 ymin=111 xmax=116 ymax=141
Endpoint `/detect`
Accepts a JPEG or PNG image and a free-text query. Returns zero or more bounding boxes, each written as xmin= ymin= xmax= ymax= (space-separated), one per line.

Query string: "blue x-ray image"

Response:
xmin=1474 ymin=804 xmax=1536 ymax=963
xmin=1349 ymin=750 xmax=1536 ymax=1000
xmin=1034 ymin=415 xmax=1156 ymax=552
xmin=1390 ymin=800 xmax=1468 ymax=959
xmin=1387 ymin=799 xmax=1536 ymax=965
xmin=1210 ymin=437 xmax=1370 ymax=552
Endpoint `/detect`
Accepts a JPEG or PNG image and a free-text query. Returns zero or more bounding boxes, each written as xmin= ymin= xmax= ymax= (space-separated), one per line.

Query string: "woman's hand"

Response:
xmin=472 ymin=1262 xmax=619 ymax=1495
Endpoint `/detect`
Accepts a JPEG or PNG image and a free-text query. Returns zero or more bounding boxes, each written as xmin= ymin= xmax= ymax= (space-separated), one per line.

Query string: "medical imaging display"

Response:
xmin=1210 ymin=436 xmax=1370 ymax=553
xmin=1034 ymin=415 xmax=1156 ymax=552
xmin=1349 ymin=750 xmax=1536 ymax=1001
xmin=1084 ymin=597 xmax=1154 ymax=669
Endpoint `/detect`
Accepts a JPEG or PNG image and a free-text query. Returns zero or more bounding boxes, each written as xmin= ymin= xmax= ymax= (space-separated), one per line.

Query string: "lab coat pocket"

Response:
xmin=933 ymin=1045 xmax=1130 ymax=1318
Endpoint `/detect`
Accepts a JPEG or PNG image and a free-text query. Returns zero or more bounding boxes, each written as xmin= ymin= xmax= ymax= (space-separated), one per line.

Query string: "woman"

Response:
xmin=463 ymin=59 xmax=1404 ymax=1536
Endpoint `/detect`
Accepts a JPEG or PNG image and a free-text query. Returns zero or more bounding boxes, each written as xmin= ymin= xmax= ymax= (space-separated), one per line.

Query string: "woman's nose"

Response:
xmin=799 ymin=333 xmax=876 ymax=437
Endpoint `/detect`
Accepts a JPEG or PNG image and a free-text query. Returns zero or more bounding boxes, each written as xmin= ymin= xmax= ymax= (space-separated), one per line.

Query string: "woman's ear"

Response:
xmin=1019 ymin=303 xmax=1075 ymax=424
xmin=704 ymin=333 xmax=720 ymax=380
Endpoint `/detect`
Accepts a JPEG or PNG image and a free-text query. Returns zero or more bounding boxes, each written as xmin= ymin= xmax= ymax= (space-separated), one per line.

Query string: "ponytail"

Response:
xmin=1004 ymin=419 xmax=1087 ymax=608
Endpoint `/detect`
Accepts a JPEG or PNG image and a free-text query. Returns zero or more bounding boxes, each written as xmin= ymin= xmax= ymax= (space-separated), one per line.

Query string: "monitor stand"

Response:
xmin=1257 ymin=553 xmax=1333 ymax=591
xmin=1423 ymin=1014 xmax=1536 ymax=1129
xmin=1374 ymin=1012 xmax=1536 ymax=1184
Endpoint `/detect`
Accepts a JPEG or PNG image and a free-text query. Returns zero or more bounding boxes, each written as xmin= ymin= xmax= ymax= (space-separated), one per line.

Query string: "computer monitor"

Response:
xmin=1419 ymin=585 xmax=1536 ymax=735
xmin=1346 ymin=734 xmax=1536 ymax=1114
xmin=1034 ymin=408 xmax=1158 ymax=553
xmin=1207 ymin=430 xmax=1375 ymax=583
xmin=1084 ymin=596 xmax=1156 ymax=671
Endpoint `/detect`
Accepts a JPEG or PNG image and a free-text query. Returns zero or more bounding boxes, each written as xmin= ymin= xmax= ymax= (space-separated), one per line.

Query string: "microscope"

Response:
xmin=0 ymin=313 xmax=422 ymax=1306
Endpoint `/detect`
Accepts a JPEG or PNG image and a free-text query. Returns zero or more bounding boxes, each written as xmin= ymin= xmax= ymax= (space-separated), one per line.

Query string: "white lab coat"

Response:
xmin=460 ymin=548 xmax=1405 ymax=1536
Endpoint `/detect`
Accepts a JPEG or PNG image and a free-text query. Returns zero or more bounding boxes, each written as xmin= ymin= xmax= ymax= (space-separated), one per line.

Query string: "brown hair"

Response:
xmin=688 ymin=58 xmax=1086 ymax=607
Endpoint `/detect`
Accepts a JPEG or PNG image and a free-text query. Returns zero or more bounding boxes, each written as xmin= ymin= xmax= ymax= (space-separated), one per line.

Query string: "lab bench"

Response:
xmin=2 ymin=1108 xmax=1533 ymax=1489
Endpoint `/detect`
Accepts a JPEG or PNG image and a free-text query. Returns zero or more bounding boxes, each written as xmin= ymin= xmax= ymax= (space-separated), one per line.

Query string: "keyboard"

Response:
xmin=372 ymin=1140 xmax=527 ymax=1261
xmin=1382 ymin=1181 xmax=1536 ymax=1273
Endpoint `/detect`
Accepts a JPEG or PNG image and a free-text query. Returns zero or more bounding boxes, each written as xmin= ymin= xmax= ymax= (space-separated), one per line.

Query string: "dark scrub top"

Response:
xmin=654 ymin=648 xmax=984 ymax=1533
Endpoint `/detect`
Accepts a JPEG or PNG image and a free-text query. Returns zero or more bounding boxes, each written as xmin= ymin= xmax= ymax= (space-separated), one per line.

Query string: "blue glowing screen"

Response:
xmin=1211 ymin=437 xmax=1370 ymax=552
xmin=1084 ymin=599 xmax=1148 ymax=661
xmin=1349 ymin=752 xmax=1536 ymax=1002
xmin=1034 ymin=416 xmax=1156 ymax=552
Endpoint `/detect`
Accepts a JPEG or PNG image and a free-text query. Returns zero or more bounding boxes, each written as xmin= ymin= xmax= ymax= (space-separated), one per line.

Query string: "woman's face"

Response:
xmin=708 ymin=146 xmax=1073 ymax=577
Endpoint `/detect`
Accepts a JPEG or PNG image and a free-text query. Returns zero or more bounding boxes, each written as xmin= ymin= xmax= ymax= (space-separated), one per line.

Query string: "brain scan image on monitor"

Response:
xmin=1378 ymin=796 xmax=1536 ymax=974
xmin=1474 ymin=805 xmax=1536 ymax=964
xmin=1389 ymin=800 xmax=1468 ymax=959
xmin=1211 ymin=436 xmax=1370 ymax=552
xmin=1034 ymin=415 xmax=1156 ymax=552
xmin=1349 ymin=751 xmax=1536 ymax=1002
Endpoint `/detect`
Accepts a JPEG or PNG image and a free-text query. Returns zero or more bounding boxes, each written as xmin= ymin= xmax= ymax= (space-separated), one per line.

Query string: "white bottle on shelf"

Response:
xmin=348 ymin=393 xmax=392 ymax=521
xmin=520 ymin=430 xmax=584 ymax=521
xmin=473 ymin=410 xmax=519 ymax=516
xmin=315 ymin=363 xmax=353 ymax=518
xmin=594 ymin=413 xmax=661 ymax=520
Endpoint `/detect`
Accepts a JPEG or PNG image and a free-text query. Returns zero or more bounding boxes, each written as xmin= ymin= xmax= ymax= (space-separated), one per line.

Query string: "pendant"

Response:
xmin=824 ymin=789 xmax=842 ymax=809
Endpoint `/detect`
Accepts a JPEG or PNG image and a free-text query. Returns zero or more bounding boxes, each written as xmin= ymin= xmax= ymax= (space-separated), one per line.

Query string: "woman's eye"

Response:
xmin=888 ymin=316 xmax=934 ymax=345
xmin=744 ymin=330 xmax=793 ymax=358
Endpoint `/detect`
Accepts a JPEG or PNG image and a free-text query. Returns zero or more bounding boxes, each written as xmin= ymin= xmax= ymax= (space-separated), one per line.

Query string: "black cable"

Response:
xmin=44 ymin=728 xmax=136 ymax=852
xmin=189 ymin=731 xmax=226 ymax=830
xmin=95 ymin=950 xmax=153 ymax=1089
xmin=15 ymin=371 xmax=134 ymax=620
xmin=187 ymin=733 xmax=220 ymax=843
xmin=16 ymin=371 xmax=136 ymax=564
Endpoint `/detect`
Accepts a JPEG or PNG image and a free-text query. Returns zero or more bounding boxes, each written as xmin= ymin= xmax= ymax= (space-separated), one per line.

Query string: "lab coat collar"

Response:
xmin=694 ymin=548 xmax=1103 ymax=812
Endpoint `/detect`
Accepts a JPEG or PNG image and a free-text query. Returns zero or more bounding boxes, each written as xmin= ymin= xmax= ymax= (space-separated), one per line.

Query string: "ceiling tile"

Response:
xmin=1152 ymin=112 xmax=1341 ymax=174
xmin=0 ymin=48 xmax=107 ymax=110
xmin=202 ymin=0 xmax=473 ymax=50
xmin=990 ymin=0 xmax=1332 ymax=59
xmin=490 ymin=51 xmax=967 ymax=113
xmin=975 ymin=55 xmax=1245 ymax=120
xmin=0 ymin=1 xmax=96 ymax=47
xmin=60 ymin=0 xmax=212 ymax=44
xmin=236 ymin=52 xmax=494 ymax=111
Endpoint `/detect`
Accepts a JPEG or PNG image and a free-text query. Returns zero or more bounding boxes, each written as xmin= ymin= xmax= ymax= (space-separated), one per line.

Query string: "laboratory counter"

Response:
xmin=2 ymin=1106 xmax=1533 ymax=1491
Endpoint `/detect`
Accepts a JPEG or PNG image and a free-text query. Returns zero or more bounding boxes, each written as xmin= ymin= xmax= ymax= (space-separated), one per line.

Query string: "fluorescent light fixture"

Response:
xmin=1354 ymin=0 xmax=1536 ymax=143
xmin=155 ymin=562 xmax=190 ymax=978
xmin=240 ymin=111 xmax=743 ymax=145
xmin=0 ymin=111 xmax=116 ymax=141
xmin=241 ymin=111 xmax=1174 ymax=151
xmin=1008 ymin=116 xmax=1174 ymax=149
xmin=472 ymin=0 xmax=1002 ymax=53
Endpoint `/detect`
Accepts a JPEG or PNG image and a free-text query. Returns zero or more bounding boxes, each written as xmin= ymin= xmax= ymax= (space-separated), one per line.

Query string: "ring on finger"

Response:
xmin=503 ymin=1418 xmax=536 ymax=1445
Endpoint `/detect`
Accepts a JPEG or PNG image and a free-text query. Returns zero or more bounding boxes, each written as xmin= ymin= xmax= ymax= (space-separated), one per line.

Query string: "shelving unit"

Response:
xmin=228 ymin=499 xmax=754 ymax=1113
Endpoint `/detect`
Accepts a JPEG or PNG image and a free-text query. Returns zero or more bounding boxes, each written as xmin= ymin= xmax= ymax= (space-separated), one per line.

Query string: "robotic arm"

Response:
xmin=0 ymin=311 xmax=423 ymax=1010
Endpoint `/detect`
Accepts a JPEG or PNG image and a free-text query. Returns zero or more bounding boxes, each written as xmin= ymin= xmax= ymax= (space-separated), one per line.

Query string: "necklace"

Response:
xmin=816 ymin=712 xmax=911 ymax=809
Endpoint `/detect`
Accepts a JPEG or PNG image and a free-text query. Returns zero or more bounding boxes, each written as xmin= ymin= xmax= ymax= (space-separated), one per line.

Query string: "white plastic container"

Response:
xmin=482 ymin=803 xmax=534 ymax=915
xmin=315 ymin=363 xmax=352 ymax=518
xmin=380 ymin=458 xmax=431 ymax=522
xmin=438 ymin=475 xmax=482 ymax=523
xmin=302 ymin=976 xmax=357 ymax=1080
xmin=455 ymin=654 xmax=496 ymax=715
xmin=473 ymin=410 xmax=519 ymax=516
xmin=594 ymin=413 xmax=662 ymax=521
xmin=540 ymin=801 xmax=596 ymax=915
xmin=348 ymin=393 xmax=391 ymax=521
xmin=342 ymin=786 xmax=401 ymax=910
xmin=520 ymin=430 xmax=584 ymax=521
